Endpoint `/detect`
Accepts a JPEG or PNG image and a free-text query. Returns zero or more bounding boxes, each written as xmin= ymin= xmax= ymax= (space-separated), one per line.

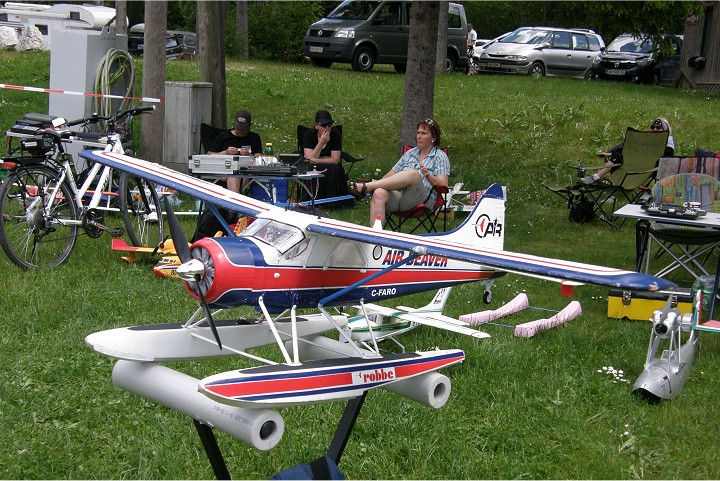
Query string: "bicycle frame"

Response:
xmin=38 ymin=134 xmax=124 ymax=228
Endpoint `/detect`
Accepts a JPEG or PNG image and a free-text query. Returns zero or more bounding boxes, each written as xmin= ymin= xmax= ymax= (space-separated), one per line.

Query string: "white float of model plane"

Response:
xmin=80 ymin=149 xmax=675 ymax=413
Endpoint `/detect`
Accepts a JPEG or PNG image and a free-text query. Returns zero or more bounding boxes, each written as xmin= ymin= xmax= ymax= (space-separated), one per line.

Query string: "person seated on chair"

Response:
xmin=208 ymin=110 xmax=263 ymax=193
xmin=302 ymin=110 xmax=348 ymax=203
xmin=580 ymin=117 xmax=675 ymax=184
xmin=348 ymin=118 xmax=449 ymax=226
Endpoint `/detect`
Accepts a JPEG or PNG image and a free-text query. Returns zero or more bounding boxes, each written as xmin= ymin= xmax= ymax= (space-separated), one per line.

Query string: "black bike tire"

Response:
xmin=118 ymin=172 xmax=164 ymax=247
xmin=0 ymin=165 xmax=79 ymax=269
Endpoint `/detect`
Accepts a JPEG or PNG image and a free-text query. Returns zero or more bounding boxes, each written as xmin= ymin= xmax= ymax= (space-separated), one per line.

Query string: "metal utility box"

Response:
xmin=163 ymin=81 xmax=212 ymax=173
xmin=49 ymin=27 xmax=128 ymax=121
xmin=48 ymin=27 xmax=127 ymax=171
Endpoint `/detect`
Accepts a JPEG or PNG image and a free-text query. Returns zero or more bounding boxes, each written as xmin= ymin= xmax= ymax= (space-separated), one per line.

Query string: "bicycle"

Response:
xmin=0 ymin=107 xmax=164 ymax=269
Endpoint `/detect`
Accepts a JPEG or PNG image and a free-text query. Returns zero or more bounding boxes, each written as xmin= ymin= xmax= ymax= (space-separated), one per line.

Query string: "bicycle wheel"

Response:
xmin=0 ymin=165 xmax=78 ymax=269
xmin=118 ymin=172 xmax=164 ymax=247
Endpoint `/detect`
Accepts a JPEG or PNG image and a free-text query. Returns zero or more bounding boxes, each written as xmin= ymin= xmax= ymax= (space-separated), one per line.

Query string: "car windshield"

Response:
xmin=327 ymin=1 xmax=380 ymax=20
xmin=607 ymin=35 xmax=654 ymax=53
xmin=500 ymin=29 xmax=550 ymax=45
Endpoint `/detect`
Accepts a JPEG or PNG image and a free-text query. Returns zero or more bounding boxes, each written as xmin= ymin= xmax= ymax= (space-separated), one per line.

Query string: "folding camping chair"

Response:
xmin=199 ymin=123 xmax=227 ymax=154
xmin=544 ymin=128 xmax=669 ymax=229
xmin=384 ymin=184 xmax=450 ymax=234
xmin=639 ymin=173 xmax=720 ymax=281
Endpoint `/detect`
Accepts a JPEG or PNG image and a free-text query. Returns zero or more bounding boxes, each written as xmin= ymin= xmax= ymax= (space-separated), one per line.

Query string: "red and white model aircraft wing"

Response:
xmin=79 ymin=150 xmax=676 ymax=293
xmin=80 ymin=150 xmax=283 ymax=219
xmin=307 ymin=215 xmax=674 ymax=292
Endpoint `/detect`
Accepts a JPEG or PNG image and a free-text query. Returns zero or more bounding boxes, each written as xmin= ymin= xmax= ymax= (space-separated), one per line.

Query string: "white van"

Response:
xmin=303 ymin=1 xmax=468 ymax=73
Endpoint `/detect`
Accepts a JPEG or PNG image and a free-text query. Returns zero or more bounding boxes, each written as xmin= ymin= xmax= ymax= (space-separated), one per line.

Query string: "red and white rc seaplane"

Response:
xmin=81 ymin=149 xmax=675 ymax=419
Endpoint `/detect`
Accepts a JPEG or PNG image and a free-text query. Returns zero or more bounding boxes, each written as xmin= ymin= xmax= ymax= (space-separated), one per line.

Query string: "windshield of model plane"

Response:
xmin=241 ymin=219 xmax=305 ymax=253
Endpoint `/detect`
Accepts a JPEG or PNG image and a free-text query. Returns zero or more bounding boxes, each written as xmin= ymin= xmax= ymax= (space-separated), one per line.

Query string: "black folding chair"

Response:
xmin=199 ymin=123 xmax=227 ymax=154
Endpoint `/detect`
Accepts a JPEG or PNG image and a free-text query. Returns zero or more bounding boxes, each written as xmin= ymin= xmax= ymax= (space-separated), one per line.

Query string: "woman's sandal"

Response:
xmin=348 ymin=181 xmax=368 ymax=200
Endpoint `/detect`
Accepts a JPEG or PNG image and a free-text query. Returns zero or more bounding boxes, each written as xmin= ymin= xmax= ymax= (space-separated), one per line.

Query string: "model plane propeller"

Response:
xmin=81 ymin=149 xmax=676 ymax=409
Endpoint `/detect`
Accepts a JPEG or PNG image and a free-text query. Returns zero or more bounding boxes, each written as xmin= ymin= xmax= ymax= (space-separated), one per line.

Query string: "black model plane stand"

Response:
xmin=192 ymin=392 xmax=367 ymax=480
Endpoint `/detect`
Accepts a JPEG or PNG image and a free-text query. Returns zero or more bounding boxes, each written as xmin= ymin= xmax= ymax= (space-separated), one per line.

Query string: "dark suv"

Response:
xmin=590 ymin=33 xmax=682 ymax=85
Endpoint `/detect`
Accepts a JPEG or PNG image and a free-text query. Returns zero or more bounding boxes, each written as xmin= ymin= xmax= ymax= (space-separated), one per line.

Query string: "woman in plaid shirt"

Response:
xmin=348 ymin=118 xmax=450 ymax=226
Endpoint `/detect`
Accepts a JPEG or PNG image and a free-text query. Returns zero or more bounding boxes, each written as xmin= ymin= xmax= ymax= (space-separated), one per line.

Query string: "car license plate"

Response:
xmin=310 ymin=46 xmax=323 ymax=53
xmin=606 ymin=69 xmax=626 ymax=76
xmin=488 ymin=62 xmax=501 ymax=68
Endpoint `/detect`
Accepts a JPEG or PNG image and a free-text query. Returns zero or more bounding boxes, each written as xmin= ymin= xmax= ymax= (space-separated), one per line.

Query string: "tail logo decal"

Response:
xmin=474 ymin=214 xmax=503 ymax=239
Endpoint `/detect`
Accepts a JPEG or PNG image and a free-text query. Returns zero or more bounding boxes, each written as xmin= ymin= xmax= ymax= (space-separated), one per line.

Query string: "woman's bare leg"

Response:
xmin=369 ymin=188 xmax=390 ymax=225
xmin=364 ymin=170 xmax=421 ymax=193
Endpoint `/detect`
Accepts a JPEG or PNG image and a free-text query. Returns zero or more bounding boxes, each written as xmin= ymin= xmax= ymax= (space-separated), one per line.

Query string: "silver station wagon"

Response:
xmin=477 ymin=26 xmax=605 ymax=79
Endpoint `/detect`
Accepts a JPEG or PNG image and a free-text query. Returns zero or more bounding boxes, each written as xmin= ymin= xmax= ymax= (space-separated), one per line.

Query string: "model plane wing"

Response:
xmin=307 ymin=218 xmax=675 ymax=292
xmin=80 ymin=150 xmax=674 ymax=292
xmin=391 ymin=311 xmax=489 ymax=339
xmin=355 ymin=303 xmax=488 ymax=339
xmin=79 ymin=150 xmax=281 ymax=218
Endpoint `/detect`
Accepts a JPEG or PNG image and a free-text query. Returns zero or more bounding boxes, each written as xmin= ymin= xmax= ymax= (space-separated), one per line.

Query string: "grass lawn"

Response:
xmin=1 ymin=51 xmax=720 ymax=479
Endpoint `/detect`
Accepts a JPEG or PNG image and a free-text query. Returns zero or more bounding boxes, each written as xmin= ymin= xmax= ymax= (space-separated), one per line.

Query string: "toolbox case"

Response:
xmin=189 ymin=154 xmax=254 ymax=174
xmin=607 ymin=287 xmax=693 ymax=321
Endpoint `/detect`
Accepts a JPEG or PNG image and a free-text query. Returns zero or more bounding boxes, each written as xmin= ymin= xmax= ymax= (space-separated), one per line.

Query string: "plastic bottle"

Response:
xmin=261 ymin=143 xmax=274 ymax=165
xmin=373 ymin=168 xmax=382 ymax=180
xmin=693 ymin=275 xmax=716 ymax=311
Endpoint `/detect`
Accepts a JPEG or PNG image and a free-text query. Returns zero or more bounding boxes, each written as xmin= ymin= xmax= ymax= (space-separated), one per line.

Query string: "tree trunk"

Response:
xmin=115 ymin=1 xmax=127 ymax=35
xmin=198 ymin=1 xmax=227 ymax=127
xmin=435 ymin=1 xmax=448 ymax=75
xmin=140 ymin=0 xmax=166 ymax=162
xmin=401 ymin=1 xmax=440 ymax=151
xmin=236 ymin=0 xmax=249 ymax=60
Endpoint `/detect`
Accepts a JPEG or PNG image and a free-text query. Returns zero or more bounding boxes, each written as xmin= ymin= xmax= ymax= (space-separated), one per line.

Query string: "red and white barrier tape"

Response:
xmin=0 ymin=83 xmax=164 ymax=103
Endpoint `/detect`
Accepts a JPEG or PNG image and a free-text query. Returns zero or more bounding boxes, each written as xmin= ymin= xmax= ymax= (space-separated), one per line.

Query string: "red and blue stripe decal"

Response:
xmin=200 ymin=349 xmax=464 ymax=405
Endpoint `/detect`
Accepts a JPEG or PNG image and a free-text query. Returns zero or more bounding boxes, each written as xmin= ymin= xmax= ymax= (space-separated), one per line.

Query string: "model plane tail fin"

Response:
xmin=432 ymin=183 xmax=505 ymax=252
xmin=412 ymin=287 xmax=453 ymax=313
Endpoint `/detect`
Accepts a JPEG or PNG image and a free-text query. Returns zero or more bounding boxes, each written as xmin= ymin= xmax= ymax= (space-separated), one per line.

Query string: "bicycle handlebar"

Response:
xmin=67 ymin=105 xmax=156 ymax=128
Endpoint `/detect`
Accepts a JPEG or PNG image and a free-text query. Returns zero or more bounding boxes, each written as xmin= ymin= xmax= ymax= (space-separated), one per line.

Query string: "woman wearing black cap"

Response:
xmin=580 ymin=116 xmax=675 ymax=184
xmin=302 ymin=110 xmax=347 ymax=203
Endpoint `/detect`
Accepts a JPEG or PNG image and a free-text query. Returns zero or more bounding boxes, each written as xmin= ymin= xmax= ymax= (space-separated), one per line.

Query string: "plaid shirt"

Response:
xmin=391 ymin=146 xmax=450 ymax=205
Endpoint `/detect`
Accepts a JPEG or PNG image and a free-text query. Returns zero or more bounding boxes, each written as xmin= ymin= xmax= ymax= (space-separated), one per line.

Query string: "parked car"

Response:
xmin=477 ymin=26 xmax=605 ymax=78
xmin=128 ymin=24 xmax=196 ymax=60
xmin=303 ymin=0 xmax=469 ymax=73
xmin=168 ymin=30 xmax=197 ymax=60
xmin=471 ymin=38 xmax=492 ymax=61
xmin=590 ymin=33 xmax=682 ymax=85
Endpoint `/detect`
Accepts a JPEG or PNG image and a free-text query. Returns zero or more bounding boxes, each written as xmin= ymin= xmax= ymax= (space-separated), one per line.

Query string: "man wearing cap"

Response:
xmin=302 ymin=110 xmax=348 ymax=204
xmin=209 ymin=110 xmax=263 ymax=193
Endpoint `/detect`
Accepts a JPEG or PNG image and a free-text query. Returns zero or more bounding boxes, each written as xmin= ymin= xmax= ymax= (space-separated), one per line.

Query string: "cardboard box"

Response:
xmin=607 ymin=287 xmax=693 ymax=321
